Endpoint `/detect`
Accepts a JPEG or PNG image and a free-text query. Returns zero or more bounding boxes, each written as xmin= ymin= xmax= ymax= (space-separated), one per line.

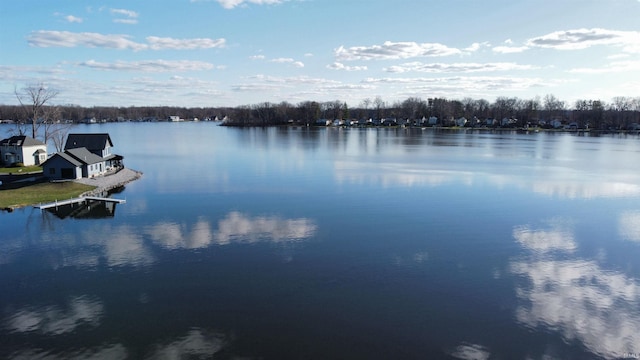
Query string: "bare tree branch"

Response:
xmin=15 ymin=83 xmax=59 ymax=140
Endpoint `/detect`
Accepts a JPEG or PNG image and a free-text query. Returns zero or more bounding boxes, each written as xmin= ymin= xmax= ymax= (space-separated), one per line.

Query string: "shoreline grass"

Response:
xmin=0 ymin=165 xmax=43 ymax=174
xmin=0 ymin=181 xmax=96 ymax=209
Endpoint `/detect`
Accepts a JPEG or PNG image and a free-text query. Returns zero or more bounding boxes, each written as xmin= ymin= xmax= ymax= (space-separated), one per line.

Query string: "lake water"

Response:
xmin=2 ymin=123 xmax=640 ymax=359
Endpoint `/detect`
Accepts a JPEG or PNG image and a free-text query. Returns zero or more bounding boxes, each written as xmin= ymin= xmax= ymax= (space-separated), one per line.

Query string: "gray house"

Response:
xmin=64 ymin=133 xmax=123 ymax=170
xmin=42 ymin=133 xmax=124 ymax=180
xmin=0 ymin=135 xmax=47 ymax=166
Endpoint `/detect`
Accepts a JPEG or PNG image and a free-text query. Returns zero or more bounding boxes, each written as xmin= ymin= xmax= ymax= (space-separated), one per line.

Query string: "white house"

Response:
xmin=0 ymin=135 xmax=47 ymax=166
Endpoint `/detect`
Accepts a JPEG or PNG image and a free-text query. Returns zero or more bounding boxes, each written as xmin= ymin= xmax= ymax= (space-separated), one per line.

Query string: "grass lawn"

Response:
xmin=0 ymin=165 xmax=43 ymax=174
xmin=0 ymin=181 xmax=96 ymax=209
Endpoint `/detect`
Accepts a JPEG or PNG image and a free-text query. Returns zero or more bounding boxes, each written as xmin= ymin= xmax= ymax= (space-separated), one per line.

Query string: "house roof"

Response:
xmin=64 ymin=133 xmax=113 ymax=151
xmin=0 ymin=135 xmax=46 ymax=147
xmin=65 ymin=147 xmax=105 ymax=165
xmin=42 ymin=151 xmax=83 ymax=167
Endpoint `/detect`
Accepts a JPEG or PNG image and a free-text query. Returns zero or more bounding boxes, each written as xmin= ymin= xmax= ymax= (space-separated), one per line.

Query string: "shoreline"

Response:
xmin=74 ymin=167 xmax=143 ymax=197
xmin=0 ymin=169 xmax=142 ymax=211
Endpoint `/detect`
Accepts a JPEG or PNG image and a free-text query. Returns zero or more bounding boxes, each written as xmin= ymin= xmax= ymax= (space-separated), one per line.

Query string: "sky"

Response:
xmin=0 ymin=0 xmax=639 ymax=108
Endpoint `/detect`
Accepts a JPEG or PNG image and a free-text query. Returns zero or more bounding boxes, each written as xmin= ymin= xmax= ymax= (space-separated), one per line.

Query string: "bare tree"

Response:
xmin=15 ymin=83 xmax=59 ymax=140
xmin=43 ymin=106 xmax=74 ymax=152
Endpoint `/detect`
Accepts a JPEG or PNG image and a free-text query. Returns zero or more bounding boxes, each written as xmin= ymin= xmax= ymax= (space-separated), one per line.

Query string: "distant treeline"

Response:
xmin=1 ymin=94 xmax=639 ymax=129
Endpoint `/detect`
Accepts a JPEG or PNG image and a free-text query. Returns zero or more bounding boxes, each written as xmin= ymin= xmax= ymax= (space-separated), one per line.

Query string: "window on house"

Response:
xmin=49 ymin=168 xmax=55 ymax=175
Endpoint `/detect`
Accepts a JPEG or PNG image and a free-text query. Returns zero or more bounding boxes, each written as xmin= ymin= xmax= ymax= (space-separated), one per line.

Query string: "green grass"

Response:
xmin=0 ymin=181 xmax=96 ymax=209
xmin=0 ymin=165 xmax=43 ymax=174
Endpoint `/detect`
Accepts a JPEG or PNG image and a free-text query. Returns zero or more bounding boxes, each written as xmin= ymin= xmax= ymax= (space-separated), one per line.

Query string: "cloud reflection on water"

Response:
xmin=0 ymin=212 xmax=317 ymax=269
xmin=145 ymin=328 xmax=226 ymax=359
xmin=333 ymin=159 xmax=640 ymax=199
xmin=618 ymin=211 xmax=640 ymax=243
xmin=511 ymin=221 xmax=640 ymax=359
xmin=449 ymin=342 xmax=491 ymax=360
xmin=4 ymin=295 xmax=103 ymax=335
xmin=512 ymin=219 xmax=576 ymax=253
xmin=9 ymin=343 xmax=128 ymax=360
xmin=4 ymin=328 xmax=226 ymax=360
xmin=146 ymin=212 xmax=317 ymax=249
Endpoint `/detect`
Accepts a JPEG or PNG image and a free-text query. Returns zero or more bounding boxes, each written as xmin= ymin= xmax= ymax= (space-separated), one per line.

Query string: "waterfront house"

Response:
xmin=0 ymin=135 xmax=47 ymax=167
xmin=43 ymin=133 xmax=124 ymax=180
xmin=64 ymin=133 xmax=123 ymax=170
xmin=42 ymin=147 xmax=105 ymax=179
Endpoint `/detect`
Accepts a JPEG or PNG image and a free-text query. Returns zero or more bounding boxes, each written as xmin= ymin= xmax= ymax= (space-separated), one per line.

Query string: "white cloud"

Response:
xmin=270 ymin=57 xmax=304 ymax=68
xmin=64 ymin=15 xmax=83 ymax=23
xmin=109 ymin=8 xmax=139 ymax=24
xmin=249 ymin=54 xmax=266 ymax=60
xmin=27 ymin=31 xmax=226 ymax=50
xmin=335 ymin=41 xmax=462 ymax=61
xmin=362 ymin=75 xmax=553 ymax=93
xmin=146 ymin=36 xmax=225 ymax=50
xmin=463 ymin=42 xmax=489 ymax=53
xmin=110 ymin=8 xmax=139 ymax=18
xmin=78 ymin=59 xmax=216 ymax=72
xmin=527 ymin=28 xmax=640 ymax=53
xmin=231 ymin=83 xmax=284 ymax=92
xmin=191 ymin=0 xmax=290 ymax=9
xmin=28 ymin=30 xmax=147 ymax=50
xmin=326 ymin=62 xmax=367 ymax=71
xmin=607 ymin=53 xmax=630 ymax=60
xmin=492 ymin=45 xmax=529 ymax=54
xmin=568 ymin=60 xmax=640 ymax=74
xmin=244 ymin=74 xmax=340 ymax=86
xmin=114 ymin=18 xmax=139 ymax=25
xmin=384 ymin=62 xmax=538 ymax=73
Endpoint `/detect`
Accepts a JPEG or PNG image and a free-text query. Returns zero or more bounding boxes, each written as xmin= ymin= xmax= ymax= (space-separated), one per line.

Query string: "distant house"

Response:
xmin=454 ymin=117 xmax=467 ymax=127
xmin=0 ymin=135 xmax=47 ymax=166
xmin=42 ymin=133 xmax=124 ymax=180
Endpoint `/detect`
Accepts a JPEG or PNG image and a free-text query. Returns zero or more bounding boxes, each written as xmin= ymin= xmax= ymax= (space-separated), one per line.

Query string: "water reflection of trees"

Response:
xmin=511 ymin=220 xmax=640 ymax=359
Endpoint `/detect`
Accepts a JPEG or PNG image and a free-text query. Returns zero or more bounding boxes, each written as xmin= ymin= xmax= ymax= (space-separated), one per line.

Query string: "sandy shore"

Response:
xmin=75 ymin=167 xmax=143 ymax=196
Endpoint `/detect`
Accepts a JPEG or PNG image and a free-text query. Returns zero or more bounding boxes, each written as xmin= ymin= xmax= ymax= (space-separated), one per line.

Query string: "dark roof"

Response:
xmin=0 ymin=135 xmax=46 ymax=147
xmin=64 ymin=133 xmax=113 ymax=151
xmin=65 ymin=147 xmax=105 ymax=165
xmin=43 ymin=151 xmax=83 ymax=167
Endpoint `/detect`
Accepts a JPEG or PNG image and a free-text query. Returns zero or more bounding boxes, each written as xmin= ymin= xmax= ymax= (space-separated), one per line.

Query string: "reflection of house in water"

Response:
xmin=46 ymin=199 xmax=118 ymax=219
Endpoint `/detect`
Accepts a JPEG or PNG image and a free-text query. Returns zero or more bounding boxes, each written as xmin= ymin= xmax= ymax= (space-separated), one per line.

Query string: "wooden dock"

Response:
xmin=34 ymin=196 xmax=126 ymax=210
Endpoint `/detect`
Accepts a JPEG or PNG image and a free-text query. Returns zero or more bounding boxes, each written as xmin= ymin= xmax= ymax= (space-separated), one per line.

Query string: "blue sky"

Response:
xmin=1 ymin=0 xmax=639 ymax=108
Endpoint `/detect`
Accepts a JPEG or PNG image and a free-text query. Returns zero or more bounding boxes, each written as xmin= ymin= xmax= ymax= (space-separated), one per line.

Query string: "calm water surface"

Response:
xmin=2 ymin=123 xmax=640 ymax=359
